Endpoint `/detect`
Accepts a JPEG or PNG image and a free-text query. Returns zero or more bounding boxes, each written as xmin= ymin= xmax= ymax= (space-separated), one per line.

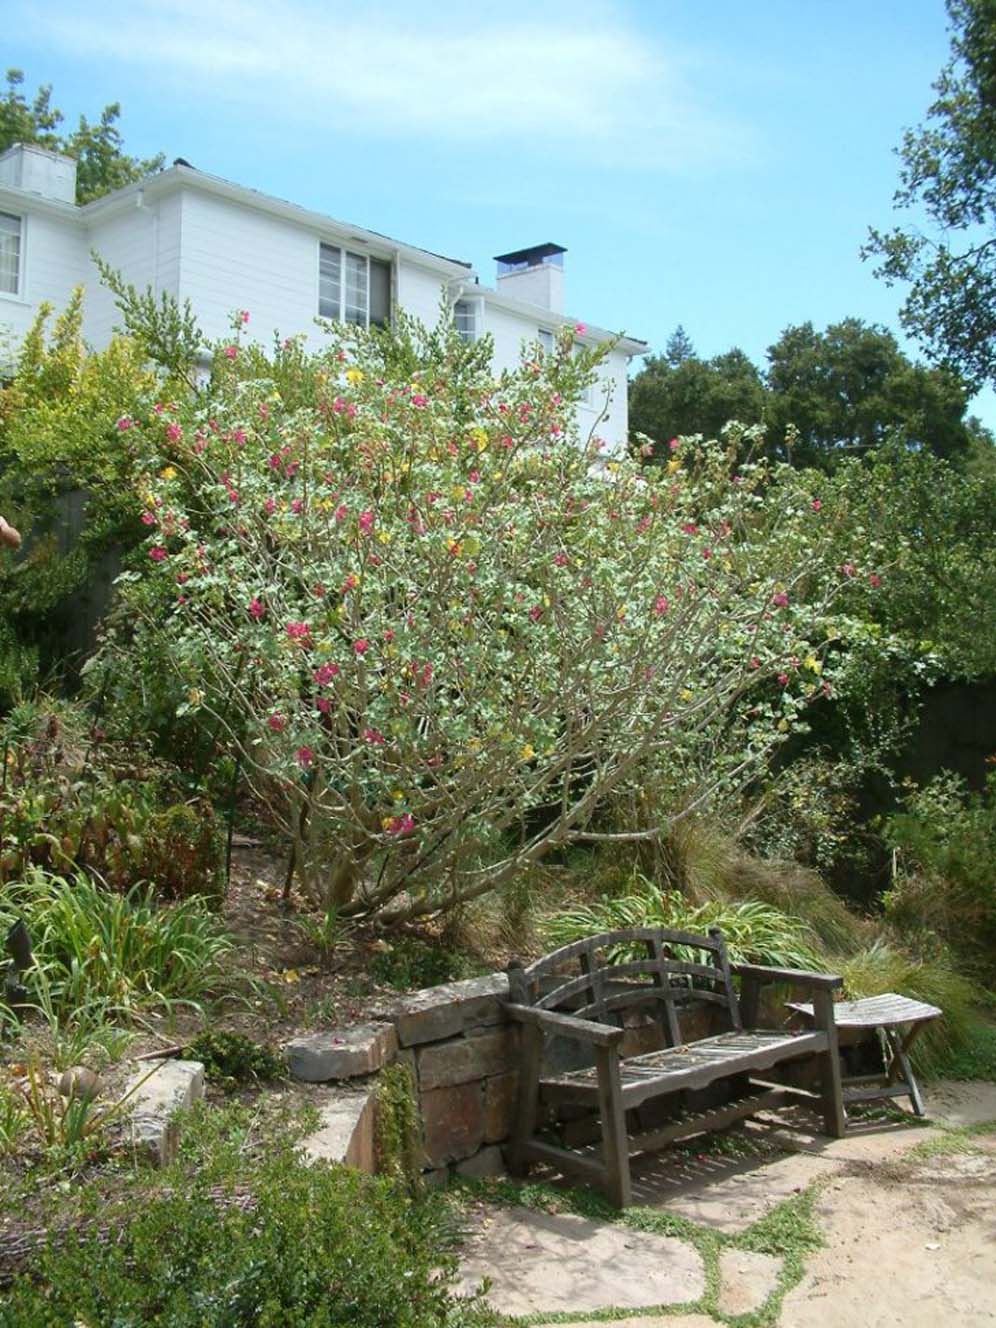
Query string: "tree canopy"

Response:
xmin=630 ymin=318 xmax=980 ymax=469
xmin=864 ymin=0 xmax=996 ymax=389
xmin=0 ymin=69 xmax=163 ymax=204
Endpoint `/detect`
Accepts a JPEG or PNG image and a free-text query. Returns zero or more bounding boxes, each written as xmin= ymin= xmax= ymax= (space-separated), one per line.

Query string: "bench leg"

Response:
xmin=508 ymin=1022 xmax=542 ymax=1177
xmin=596 ymin=1045 xmax=631 ymax=1208
xmin=813 ymin=988 xmax=846 ymax=1137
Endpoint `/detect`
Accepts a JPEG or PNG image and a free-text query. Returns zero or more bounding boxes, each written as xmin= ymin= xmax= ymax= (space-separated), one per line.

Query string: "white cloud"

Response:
xmin=13 ymin=0 xmax=754 ymax=170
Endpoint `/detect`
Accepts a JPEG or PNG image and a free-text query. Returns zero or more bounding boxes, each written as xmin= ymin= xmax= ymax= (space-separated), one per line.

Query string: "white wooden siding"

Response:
xmin=0 ymin=205 xmax=87 ymax=352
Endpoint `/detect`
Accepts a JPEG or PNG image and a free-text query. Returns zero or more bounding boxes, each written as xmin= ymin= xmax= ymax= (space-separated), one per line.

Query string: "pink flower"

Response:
xmin=149 ymin=546 xmax=167 ymax=562
xmin=286 ymin=621 xmax=312 ymax=645
xmin=316 ymin=697 xmax=332 ymax=714
xmin=749 ymin=656 xmax=761 ymax=670
xmin=335 ymin=505 xmax=349 ymax=523
xmin=811 ymin=499 xmax=822 ymax=512
xmin=528 ymin=604 xmax=544 ymax=622
xmin=841 ymin=562 xmax=857 ymax=578
xmin=386 ymin=813 xmax=415 ymax=837
xmin=668 ymin=438 xmax=679 ymax=452
xmin=358 ymin=510 xmax=375 ymax=535
xmin=682 ymin=522 xmax=699 ymax=535
xmin=313 ymin=663 xmax=340 ymax=686
xmin=268 ymin=453 xmax=282 ymax=471
xmin=291 ymin=498 xmax=304 ymax=514
xmin=702 ymin=547 xmax=712 ymax=560
xmin=653 ymin=595 xmax=669 ymax=616
xmin=264 ymin=497 xmax=277 ymax=515
xmin=354 ymin=638 xmax=370 ymax=655
xmin=410 ymin=393 xmax=429 ymax=408
xmin=553 ymin=552 xmax=569 ymax=567
xmin=384 ymin=628 xmax=395 ymax=643
xmin=223 ymin=345 xmax=238 ymax=360
xmin=249 ymin=597 xmax=266 ymax=620
xmin=240 ymin=310 xmax=250 ymax=324
xmin=771 ymin=591 xmax=789 ymax=608
xmin=165 ymin=422 xmax=182 ymax=443
xmin=117 ymin=416 xmax=134 ymax=431
xmin=363 ymin=727 xmax=385 ymax=745
xmin=574 ymin=323 xmax=586 ymax=335
xmin=141 ymin=511 xmax=156 ymax=527
xmin=869 ymin=572 xmax=882 ymax=588
xmin=295 ymin=746 xmax=314 ymax=768
xmin=268 ymin=714 xmax=286 ymax=732
xmin=777 ymin=672 xmax=790 ymax=687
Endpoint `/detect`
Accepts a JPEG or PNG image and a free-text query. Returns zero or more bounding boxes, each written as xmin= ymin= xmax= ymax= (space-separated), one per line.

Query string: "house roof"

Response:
xmin=80 ymin=162 xmax=475 ymax=277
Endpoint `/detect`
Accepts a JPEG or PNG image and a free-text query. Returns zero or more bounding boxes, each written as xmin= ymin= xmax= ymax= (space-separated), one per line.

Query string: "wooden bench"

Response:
xmin=505 ymin=926 xmax=844 ymax=1207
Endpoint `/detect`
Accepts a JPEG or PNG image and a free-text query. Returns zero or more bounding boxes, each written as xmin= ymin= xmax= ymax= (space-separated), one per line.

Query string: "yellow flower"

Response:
xmin=381 ymin=816 xmax=394 ymax=830
xmin=680 ymin=688 xmax=693 ymax=701
xmin=187 ymin=688 xmax=203 ymax=705
xmin=777 ymin=718 xmax=790 ymax=732
xmin=160 ymin=466 xmax=177 ymax=481
xmin=391 ymin=789 xmax=405 ymax=801
xmin=520 ymin=744 xmax=535 ymax=762
xmin=468 ymin=738 xmax=482 ymax=753
xmin=803 ymin=655 xmax=822 ymax=674
xmin=345 ymin=368 xmax=364 ymax=385
xmin=666 ymin=458 xmax=681 ymax=475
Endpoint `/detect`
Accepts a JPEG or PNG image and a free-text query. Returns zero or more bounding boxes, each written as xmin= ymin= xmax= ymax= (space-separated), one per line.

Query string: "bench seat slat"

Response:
xmin=539 ymin=1028 xmax=827 ymax=1108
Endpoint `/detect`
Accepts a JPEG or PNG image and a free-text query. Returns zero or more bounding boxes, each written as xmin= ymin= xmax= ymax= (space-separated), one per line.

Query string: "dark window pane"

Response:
xmin=370 ymin=258 xmax=391 ymax=328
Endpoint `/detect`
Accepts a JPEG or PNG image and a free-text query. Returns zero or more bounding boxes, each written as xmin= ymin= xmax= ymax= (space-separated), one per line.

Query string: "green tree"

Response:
xmin=629 ymin=346 xmax=768 ymax=457
xmin=765 ymin=318 xmax=975 ymax=468
xmin=0 ymin=69 xmax=163 ymax=204
xmin=865 ymin=0 xmax=996 ymax=389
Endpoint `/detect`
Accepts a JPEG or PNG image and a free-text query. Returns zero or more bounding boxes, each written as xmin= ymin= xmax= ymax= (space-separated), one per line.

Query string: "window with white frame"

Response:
xmin=0 ymin=213 xmax=22 ymax=296
xmin=319 ymin=243 xmax=391 ymax=328
xmin=453 ymin=298 xmax=478 ymax=343
xmin=537 ymin=328 xmax=554 ymax=354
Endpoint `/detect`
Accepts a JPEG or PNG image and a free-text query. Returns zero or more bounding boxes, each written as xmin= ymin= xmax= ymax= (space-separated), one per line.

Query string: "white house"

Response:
xmin=0 ymin=144 xmax=648 ymax=447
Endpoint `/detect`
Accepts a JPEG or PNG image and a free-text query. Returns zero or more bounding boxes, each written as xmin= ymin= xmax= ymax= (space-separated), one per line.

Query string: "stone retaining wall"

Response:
xmin=286 ymin=970 xmax=732 ymax=1184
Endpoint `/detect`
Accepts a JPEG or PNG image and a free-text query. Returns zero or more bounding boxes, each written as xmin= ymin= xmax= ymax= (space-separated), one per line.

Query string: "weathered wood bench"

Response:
xmin=506 ymin=926 xmax=844 ymax=1207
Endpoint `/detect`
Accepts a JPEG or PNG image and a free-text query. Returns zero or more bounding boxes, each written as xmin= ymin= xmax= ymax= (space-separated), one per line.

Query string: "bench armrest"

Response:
xmin=505 ymin=1003 xmax=625 ymax=1047
xmin=732 ymin=963 xmax=842 ymax=991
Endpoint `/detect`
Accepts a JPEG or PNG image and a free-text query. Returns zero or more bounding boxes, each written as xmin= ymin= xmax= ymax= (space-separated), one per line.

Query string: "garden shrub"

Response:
xmin=0 ymin=699 xmax=223 ymax=901
xmin=186 ymin=1030 xmax=286 ymax=1089
xmin=0 ymin=1150 xmax=488 ymax=1327
xmin=882 ymin=771 xmax=996 ymax=981
xmin=98 ymin=311 xmax=876 ymax=923
xmin=0 ymin=292 xmax=167 ymax=699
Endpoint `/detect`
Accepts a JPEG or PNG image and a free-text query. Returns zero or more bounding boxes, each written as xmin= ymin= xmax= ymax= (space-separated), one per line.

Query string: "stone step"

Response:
xmin=300 ymin=1086 xmax=377 ymax=1172
xmin=125 ymin=1058 xmax=205 ymax=1166
xmin=285 ymin=1022 xmax=397 ymax=1082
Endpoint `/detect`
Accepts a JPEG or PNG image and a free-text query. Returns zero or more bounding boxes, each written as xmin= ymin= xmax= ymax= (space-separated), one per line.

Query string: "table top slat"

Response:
xmin=788 ymin=993 xmax=941 ymax=1027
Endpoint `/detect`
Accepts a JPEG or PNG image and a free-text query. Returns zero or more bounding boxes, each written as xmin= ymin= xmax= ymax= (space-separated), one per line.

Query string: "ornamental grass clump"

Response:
xmin=100 ymin=311 xmax=878 ymax=922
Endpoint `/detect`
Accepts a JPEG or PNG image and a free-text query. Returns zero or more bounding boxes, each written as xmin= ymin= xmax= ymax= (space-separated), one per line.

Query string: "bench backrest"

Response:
xmin=508 ymin=926 xmax=741 ymax=1045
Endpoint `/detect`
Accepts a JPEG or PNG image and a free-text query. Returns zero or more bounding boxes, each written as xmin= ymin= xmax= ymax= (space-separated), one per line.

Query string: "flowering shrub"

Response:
xmin=101 ymin=315 xmax=869 ymax=920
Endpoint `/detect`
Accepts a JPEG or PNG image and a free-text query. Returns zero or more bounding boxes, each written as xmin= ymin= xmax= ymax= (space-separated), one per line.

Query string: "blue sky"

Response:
xmin=9 ymin=0 xmax=989 ymax=421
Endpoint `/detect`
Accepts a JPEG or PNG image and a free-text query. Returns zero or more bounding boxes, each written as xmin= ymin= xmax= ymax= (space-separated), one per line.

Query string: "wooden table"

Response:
xmin=788 ymin=993 xmax=941 ymax=1118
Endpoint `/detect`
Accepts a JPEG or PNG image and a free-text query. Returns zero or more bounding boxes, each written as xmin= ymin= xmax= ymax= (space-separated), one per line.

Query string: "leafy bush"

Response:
xmin=98 ymin=310 xmax=875 ymax=924
xmin=369 ymin=935 xmax=476 ymax=991
xmin=883 ymin=771 xmax=996 ymax=980
xmin=186 ymin=1030 xmax=286 ymax=1089
xmin=0 ymin=870 xmax=234 ymax=1020
xmin=0 ymin=1151 xmax=488 ymax=1327
xmin=0 ymin=700 xmax=223 ymax=902
xmin=546 ymin=874 xmax=824 ymax=969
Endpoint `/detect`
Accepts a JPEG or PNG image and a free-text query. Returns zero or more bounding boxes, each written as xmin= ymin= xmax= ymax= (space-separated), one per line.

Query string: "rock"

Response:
xmin=371 ymin=973 xmax=509 ymax=1047
xmin=421 ymin=1080 xmax=484 ymax=1167
xmin=285 ymin=1023 xmax=397 ymax=1082
xmin=717 ymin=1248 xmax=783 ymax=1316
xmin=58 ymin=1065 xmax=102 ymax=1101
xmin=300 ymin=1088 xmax=377 ymax=1171
xmin=456 ymin=1206 xmax=704 ymax=1315
xmin=125 ymin=1059 xmax=204 ymax=1166
xmin=455 ymin=1144 xmax=506 ymax=1179
xmin=416 ymin=1029 xmax=514 ymax=1090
